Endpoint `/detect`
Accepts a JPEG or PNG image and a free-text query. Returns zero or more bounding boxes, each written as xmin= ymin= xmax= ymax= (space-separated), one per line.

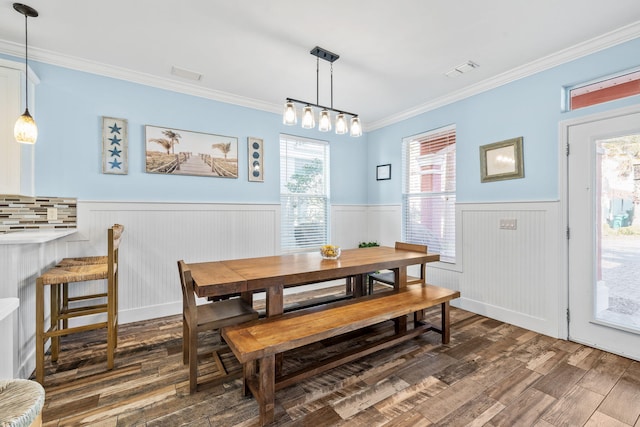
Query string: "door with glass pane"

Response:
xmin=567 ymin=107 xmax=640 ymax=361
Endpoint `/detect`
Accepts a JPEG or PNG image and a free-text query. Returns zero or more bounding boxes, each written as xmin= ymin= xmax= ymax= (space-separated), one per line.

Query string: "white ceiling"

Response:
xmin=1 ymin=1 xmax=639 ymax=130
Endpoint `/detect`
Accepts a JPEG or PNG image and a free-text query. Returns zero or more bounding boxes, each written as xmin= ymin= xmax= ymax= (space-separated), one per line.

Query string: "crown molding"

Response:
xmin=366 ymin=21 xmax=640 ymax=131
xmin=1 ymin=20 xmax=639 ymax=132
xmin=0 ymin=39 xmax=281 ymax=115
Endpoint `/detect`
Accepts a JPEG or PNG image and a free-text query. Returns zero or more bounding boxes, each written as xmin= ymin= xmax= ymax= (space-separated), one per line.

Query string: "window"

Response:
xmin=568 ymin=69 xmax=640 ymax=111
xmin=280 ymin=134 xmax=330 ymax=252
xmin=402 ymin=125 xmax=456 ymax=263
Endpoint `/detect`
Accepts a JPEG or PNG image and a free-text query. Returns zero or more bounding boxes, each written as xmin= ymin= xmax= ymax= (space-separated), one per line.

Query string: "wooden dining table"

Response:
xmin=186 ymin=246 xmax=440 ymax=317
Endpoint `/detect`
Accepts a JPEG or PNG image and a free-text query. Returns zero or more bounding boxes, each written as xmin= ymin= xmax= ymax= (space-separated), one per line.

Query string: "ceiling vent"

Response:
xmin=171 ymin=66 xmax=202 ymax=81
xmin=445 ymin=61 xmax=479 ymax=78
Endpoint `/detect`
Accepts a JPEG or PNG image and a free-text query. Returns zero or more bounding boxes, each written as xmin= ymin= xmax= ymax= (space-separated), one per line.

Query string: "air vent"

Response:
xmin=171 ymin=66 xmax=202 ymax=81
xmin=445 ymin=61 xmax=479 ymax=78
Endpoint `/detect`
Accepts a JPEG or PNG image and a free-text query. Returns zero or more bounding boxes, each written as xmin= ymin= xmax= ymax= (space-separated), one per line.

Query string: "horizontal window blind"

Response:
xmin=280 ymin=134 xmax=330 ymax=252
xmin=402 ymin=125 xmax=456 ymax=262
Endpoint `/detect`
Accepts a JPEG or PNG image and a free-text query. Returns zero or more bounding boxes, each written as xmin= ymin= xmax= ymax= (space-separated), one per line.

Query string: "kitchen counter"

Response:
xmin=0 ymin=229 xmax=77 ymax=245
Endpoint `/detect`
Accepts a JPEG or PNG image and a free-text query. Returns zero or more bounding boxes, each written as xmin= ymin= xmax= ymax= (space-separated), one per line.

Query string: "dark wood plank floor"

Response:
xmin=36 ymin=285 xmax=640 ymax=426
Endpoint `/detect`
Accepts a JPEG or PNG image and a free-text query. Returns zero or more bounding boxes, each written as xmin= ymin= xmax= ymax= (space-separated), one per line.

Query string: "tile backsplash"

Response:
xmin=0 ymin=195 xmax=77 ymax=233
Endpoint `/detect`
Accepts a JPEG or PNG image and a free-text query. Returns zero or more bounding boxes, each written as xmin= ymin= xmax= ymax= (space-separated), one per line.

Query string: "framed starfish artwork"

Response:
xmin=102 ymin=116 xmax=128 ymax=174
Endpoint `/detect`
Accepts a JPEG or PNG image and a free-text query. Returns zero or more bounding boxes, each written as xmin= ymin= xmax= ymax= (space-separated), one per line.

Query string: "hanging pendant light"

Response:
xmin=350 ymin=116 xmax=362 ymax=137
xmin=13 ymin=3 xmax=39 ymax=145
xmin=301 ymin=105 xmax=315 ymax=129
xmin=318 ymin=109 xmax=331 ymax=132
xmin=282 ymin=100 xmax=297 ymax=125
xmin=283 ymin=46 xmax=362 ymax=138
xmin=335 ymin=113 xmax=348 ymax=135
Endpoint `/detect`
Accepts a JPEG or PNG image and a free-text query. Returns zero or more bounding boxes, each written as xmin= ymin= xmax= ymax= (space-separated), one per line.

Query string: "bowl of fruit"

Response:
xmin=320 ymin=244 xmax=341 ymax=260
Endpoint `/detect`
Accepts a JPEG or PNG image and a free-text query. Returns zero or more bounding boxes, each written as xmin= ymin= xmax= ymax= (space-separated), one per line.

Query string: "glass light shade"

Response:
xmin=14 ymin=109 xmax=38 ymax=144
xmin=350 ymin=116 xmax=362 ymax=137
xmin=283 ymin=101 xmax=297 ymax=125
xmin=335 ymin=113 xmax=348 ymax=134
xmin=318 ymin=109 xmax=332 ymax=132
xmin=301 ymin=106 xmax=315 ymax=129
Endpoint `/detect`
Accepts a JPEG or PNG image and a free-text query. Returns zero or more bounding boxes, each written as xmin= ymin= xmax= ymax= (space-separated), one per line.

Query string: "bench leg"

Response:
xmin=258 ymin=355 xmax=275 ymax=426
xmin=441 ymin=301 xmax=451 ymax=344
xmin=243 ymin=360 xmax=256 ymax=397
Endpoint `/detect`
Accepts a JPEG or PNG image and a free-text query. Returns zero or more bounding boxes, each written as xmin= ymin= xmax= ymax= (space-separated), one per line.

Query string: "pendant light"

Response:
xmin=13 ymin=3 xmax=39 ymax=145
xmin=283 ymin=46 xmax=362 ymax=137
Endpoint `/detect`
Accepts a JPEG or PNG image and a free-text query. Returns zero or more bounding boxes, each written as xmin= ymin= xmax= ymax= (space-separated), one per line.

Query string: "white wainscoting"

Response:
xmin=0 ymin=238 xmax=67 ymax=378
xmin=457 ymin=201 xmax=563 ymax=338
xmin=365 ymin=201 xmax=564 ymax=338
xmin=5 ymin=199 xmax=564 ymax=378
xmin=68 ymin=201 xmax=281 ymax=325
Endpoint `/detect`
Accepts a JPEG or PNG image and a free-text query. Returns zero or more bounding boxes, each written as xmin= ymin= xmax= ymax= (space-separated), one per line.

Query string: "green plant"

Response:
xmin=358 ymin=241 xmax=380 ymax=248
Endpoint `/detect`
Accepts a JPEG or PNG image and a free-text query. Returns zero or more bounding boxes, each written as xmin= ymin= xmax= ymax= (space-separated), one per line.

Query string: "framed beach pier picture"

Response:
xmin=145 ymin=125 xmax=238 ymax=178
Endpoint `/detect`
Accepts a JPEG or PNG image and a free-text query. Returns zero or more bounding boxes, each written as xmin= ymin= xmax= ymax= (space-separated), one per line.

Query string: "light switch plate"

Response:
xmin=499 ymin=218 xmax=517 ymax=230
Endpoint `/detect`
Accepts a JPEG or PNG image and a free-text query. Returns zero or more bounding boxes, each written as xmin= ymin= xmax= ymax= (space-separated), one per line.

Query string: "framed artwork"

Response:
xmin=145 ymin=125 xmax=238 ymax=178
xmin=248 ymin=137 xmax=264 ymax=182
xmin=479 ymin=137 xmax=524 ymax=182
xmin=376 ymin=164 xmax=391 ymax=181
xmin=102 ymin=116 xmax=128 ymax=174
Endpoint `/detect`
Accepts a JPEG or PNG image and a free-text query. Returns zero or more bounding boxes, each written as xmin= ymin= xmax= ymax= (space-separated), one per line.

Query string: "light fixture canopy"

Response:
xmin=283 ymin=46 xmax=362 ymax=137
xmin=13 ymin=3 xmax=39 ymax=145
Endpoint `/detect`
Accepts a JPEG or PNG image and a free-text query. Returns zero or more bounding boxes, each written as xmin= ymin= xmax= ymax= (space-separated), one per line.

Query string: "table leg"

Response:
xmin=353 ymin=274 xmax=365 ymax=297
xmin=265 ymin=283 xmax=284 ymax=375
xmin=441 ymin=301 xmax=451 ymax=344
xmin=393 ymin=267 xmax=407 ymax=289
xmin=240 ymin=291 xmax=253 ymax=308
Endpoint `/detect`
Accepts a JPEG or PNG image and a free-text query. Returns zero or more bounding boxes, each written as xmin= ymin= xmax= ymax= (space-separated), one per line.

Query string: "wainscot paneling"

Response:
xmin=457 ymin=201 xmax=563 ymax=338
xmin=66 ymin=201 xmax=280 ymax=326
xmin=0 ymin=238 xmax=67 ymax=378
xmin=330 ymin=205 xmax=368 ymax=249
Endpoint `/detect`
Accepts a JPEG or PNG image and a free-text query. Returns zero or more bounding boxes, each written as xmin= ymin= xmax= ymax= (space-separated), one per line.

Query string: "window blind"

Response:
xmin=280 ymin=134 xmax=330 ymax=252
xmin=402 ymin=125 xmax=456 ymax=262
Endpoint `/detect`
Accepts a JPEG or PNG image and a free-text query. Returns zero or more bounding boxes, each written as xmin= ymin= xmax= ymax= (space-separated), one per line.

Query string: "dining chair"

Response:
xmin=367 ymin=242 xmax=429 ymax=294
xmin=177 ymin=260 xmax=258 ymax=393
xmin=35 ymin=224 xmax=124 ymax=384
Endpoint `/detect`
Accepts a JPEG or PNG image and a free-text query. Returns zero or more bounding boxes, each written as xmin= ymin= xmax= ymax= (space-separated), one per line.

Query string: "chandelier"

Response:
xmin=283 ymin=46 xmax=362 ymax=137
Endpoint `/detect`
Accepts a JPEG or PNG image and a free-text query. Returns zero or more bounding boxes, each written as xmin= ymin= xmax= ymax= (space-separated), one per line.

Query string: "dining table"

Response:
xmin=186 ymin=245 xmax=440 ymax=317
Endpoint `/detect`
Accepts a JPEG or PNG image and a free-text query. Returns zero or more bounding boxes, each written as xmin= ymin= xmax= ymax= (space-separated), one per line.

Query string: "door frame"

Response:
xmin=558 ymin=103 xmax=640 ymax=341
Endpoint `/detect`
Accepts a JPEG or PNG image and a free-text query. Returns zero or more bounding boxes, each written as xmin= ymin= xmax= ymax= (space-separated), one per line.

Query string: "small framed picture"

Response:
xmin=376 ymin=164 xmax=391 ymax=181
xmin=479 ymin=137 xmax=524 ymax=182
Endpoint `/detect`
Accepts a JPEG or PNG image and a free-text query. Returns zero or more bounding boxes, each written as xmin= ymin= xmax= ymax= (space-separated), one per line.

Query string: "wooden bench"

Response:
xmin=221 ymin=284 xmax=460 ymax=426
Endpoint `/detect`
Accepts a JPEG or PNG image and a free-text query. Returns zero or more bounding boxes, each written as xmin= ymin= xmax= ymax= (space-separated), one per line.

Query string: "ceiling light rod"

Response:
xmin=283 ymin=46 xmax=361 ymax=137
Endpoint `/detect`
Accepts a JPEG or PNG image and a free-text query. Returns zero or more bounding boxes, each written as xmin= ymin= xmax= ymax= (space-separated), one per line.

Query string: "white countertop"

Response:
xmin=0 ymin=229 xmax=77 ymax=245
xmin=0 ymin=298 xmax=19 ymax=321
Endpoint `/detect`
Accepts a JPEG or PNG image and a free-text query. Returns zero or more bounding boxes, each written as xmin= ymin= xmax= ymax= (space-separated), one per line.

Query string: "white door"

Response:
xmin=567 ymin=106 xmax=640 ymax=361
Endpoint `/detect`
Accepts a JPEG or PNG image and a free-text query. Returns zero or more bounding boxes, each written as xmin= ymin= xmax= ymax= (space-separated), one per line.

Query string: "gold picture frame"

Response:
xmin=479 ymin=137 xmax=524 ymax=182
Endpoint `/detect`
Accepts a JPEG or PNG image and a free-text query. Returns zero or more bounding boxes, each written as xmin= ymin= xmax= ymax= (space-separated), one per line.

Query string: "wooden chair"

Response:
xmin=177 ymin=260 xmax=258 ymax=394
xmin=35 ymin=224 xmax=124 ymax=384
xmin=368 ymin=242 xmax=428 ymax=294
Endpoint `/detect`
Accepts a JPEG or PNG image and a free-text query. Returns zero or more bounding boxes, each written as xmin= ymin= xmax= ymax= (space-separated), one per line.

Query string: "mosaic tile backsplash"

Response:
xmin=0 ymin=195 xmax=77 ymax=233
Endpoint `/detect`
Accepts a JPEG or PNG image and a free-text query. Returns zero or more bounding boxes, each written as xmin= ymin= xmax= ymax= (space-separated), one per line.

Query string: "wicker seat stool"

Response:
xmin=0 ymin=379 xmax=45 ymax=427
xmin=35 ymin=225 xmax=123 ymax=385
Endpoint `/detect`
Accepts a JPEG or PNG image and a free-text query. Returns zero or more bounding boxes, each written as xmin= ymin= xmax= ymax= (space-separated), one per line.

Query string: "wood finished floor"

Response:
xmin=36 ymin=285 xmax=640 ymax=427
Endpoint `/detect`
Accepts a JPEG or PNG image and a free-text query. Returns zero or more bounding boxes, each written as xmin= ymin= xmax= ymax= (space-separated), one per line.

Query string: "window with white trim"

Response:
xmin=280 ymin=134 xmax=330 ymax=253
xmin=402 ymin=125 xmax=456 ymax=263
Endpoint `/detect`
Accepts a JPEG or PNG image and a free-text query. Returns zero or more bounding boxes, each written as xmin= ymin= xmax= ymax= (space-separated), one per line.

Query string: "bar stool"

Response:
xmin=35 ymin=224 xmax=124 ymax=384
xmin=0 ymin=379 xmax=45 ymax=427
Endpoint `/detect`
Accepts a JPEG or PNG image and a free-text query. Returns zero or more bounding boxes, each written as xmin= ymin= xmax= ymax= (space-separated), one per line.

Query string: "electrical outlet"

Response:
xmin=47 ymin=207 xmax=58 ymax=220
xmin=499 ymin=219 xmax=517 ymax=230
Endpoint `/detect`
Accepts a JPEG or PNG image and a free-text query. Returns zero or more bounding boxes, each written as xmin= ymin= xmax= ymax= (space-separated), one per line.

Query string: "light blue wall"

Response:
xmin=2 ymin=57 xmax=368 ymax=204
xmin=3 ymin=37 xmax=639 ymax=206
xmin=367 ymin=37 xmax=640 ymax=204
